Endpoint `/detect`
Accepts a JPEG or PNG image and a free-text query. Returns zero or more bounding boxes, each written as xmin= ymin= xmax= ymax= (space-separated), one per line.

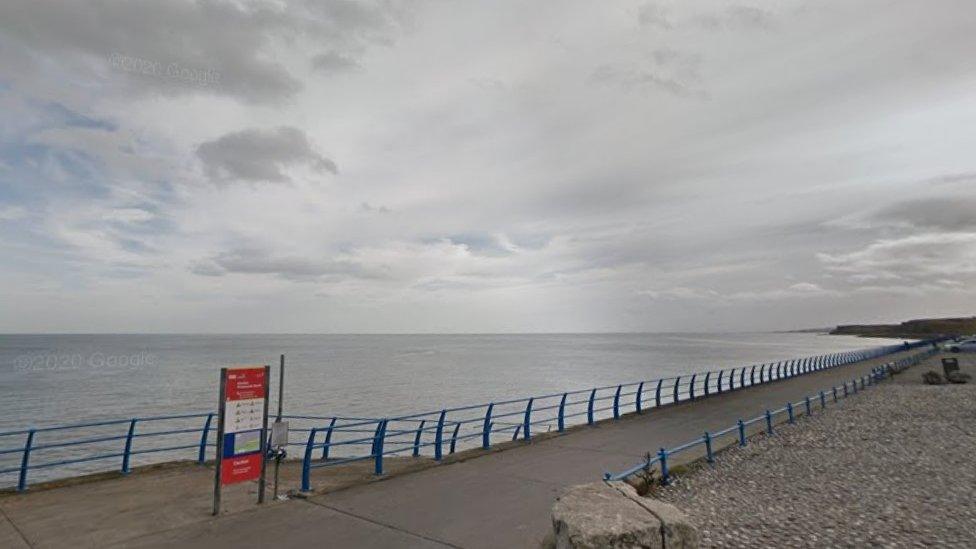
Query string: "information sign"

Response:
xmin=213 ymin=365 xmax=270 ymax=514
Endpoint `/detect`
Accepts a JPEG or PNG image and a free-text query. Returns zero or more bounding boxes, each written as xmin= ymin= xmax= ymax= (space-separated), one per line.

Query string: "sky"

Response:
xmin=0 ymin=0 xmax=974 ymax=334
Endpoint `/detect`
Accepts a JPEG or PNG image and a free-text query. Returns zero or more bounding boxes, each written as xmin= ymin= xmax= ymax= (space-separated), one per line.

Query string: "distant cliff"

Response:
xmin=830 ymin=317 xmax=976 ymax=338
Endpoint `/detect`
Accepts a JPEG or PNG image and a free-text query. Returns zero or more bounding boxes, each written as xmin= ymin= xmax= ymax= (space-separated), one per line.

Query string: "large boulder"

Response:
xmin=947 ymin=371 xmax=972 ymax=384
xmin=550 ymin=482 xmax=698 ymax=548
xmin=922 ymin=371 xmax=944 ymax=385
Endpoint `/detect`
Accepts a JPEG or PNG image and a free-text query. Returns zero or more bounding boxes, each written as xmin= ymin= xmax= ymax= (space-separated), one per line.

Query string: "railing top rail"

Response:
xmin=0 ymin=411 xmax=215 ymax=437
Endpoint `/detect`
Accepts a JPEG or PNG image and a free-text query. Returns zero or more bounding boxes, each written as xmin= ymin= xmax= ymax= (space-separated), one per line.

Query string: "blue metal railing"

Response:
xmin=0 ymin=339 xmax=936 ymax=493
xmin=295 ymin=339 xmax=936 ymax=491
xmin=602 ymin=346 xmax=937 ymax=484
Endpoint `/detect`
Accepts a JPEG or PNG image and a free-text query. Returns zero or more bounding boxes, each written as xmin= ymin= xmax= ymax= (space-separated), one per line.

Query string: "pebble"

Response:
xmin=655 ymin=360 xmax=976 ymax=548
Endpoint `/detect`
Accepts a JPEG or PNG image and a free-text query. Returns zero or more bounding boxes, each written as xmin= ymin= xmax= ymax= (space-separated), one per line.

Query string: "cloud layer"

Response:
xmin=1 ymin=0 xmax=975 ymax=333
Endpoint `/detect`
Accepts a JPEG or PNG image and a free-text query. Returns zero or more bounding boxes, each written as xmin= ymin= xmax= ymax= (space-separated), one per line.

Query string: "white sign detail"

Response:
xmin=225 ymin=398 xmax=265 ymax=433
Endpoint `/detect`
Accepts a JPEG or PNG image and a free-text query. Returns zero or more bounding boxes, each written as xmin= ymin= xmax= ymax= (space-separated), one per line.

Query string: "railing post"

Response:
xmin=198 ymin=413 xmax=214 ymax=464
xmin=689 ymin=374 xmax=697 ymax=400
xmin=739 ymin=367 xmax=746 ymax=389
xmin=523 ymin=398 xmax=534 ymax=440
xmin=804 ymin=396 xmax=811 ymax=417
xmin=852 ymin=379 xmax=858 ymax=394
xmin=434 ymin=410 xmax=446 ymax=461
xmin=833 ymin=386 xmax=838 ymax=402
xmin=655 ymin=379 xmax=663 ymax=408
xmin=843 ymin=382 xmax=849 ymax=397
xmin=704 ymin=431 xmax=714 ymax=464
xmin=787 ymin=403 xmax=795 ymax=424
xmin=17 ymin=429 xmax=35 ymax=492
xmin=759 ymin=364 xmax=765 ymax=383
xmin=765 ymin=410 xmax=773 ymax=434
xmin=673 ymin=376 xmax=681 ymax=403
xmin=321 ymin=417 xmax=336 ymax=460
xmin=414 ymin=419 xmax=427 ymax=456
xmin=483 ymin=403 xmax=494 ymax=448
xmin=704 ymin=372 xmax=711 ymax=397
xmin=450 ymin=422 xmax=461 ymax=453
xmin=820 ymin=390 xmax=827 ymax=409
xmin=612 ymin=386 xmax=622 ymax=419
xmin=635 ymin=383 xmax=644 ymax=414
xmin=557 ymin=394 xmax=567 ymax=431
xmin=750 ymin=365 xmax=756 ymax=386
xmin=716 ymin=371 xmax=723 ymax=394
xmin=301 ymin=427 xmax=318 ymax=492
xmin=658 ymin=448 xmax=670 ymax=485
xmin=737 ymin=420 xmax=746 ymax=447
xmin=122 ymin=418 xmax=137 ymax=474
xmin=587 ymin=389 xmax=597 ymax=425
xmin=373 ymin=420 xmax=387 ymax=475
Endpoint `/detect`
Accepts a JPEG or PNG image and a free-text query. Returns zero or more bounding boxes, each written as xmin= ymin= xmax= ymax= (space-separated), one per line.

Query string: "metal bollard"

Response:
xmin=704 ymin=431 xmax=714 ymax=464
xmin=659 ymin=448 xmax=670 ymax=485
xmin=765 ymin=410 xmax=774 ymax=434
xmin=738 ymin=419 xmax=746 ymax=447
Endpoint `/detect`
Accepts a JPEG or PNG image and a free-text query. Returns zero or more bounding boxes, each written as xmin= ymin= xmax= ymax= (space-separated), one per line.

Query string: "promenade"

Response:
xmin=0 ymin=349 xmax=925 ymax=548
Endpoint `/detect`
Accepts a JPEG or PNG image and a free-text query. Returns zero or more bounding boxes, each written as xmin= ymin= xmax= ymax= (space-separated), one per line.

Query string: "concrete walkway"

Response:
xmin=0 ymin=349 xmax=924 ymax=548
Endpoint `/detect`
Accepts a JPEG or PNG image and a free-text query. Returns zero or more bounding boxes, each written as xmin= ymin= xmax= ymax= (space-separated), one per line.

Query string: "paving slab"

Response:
xmin=0 ymin=510 xmax=30 ymax=549
xmin=119 ymin=499 xmax=453 ymax=549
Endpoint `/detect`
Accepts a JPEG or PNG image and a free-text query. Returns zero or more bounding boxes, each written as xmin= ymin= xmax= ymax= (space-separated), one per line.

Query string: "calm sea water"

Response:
xmin=0 ymin=332 xmax=901 ymax=431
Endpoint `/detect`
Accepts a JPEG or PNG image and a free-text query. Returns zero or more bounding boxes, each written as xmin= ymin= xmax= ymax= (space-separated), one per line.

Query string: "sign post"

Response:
xmin=271 ymin=354 xmax=288 ymax=500
xmin=213 ymin=365 xmax=270 ymax=515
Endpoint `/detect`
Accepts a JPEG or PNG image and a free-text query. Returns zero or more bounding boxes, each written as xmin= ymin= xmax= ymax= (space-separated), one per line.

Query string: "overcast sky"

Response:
xmin=1 ymin=0 xmax=974 ymax=334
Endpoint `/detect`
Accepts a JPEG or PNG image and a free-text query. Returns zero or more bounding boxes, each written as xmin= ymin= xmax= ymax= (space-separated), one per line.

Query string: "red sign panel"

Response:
xmin=219 ymin=366 xmax=268 ymax=487
xmin=225 ymin=367 xmax=267 ymax=401
xmin=220 ymin=453 xmax=263 ymax=485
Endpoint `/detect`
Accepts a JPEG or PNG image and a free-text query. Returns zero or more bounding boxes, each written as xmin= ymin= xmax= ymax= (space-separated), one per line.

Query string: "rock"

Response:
xmin=552 ymin=482 xmax=663 ymax=548
xmin=946 ymin=371 xmax=971 ymax=384
xmin=922 ymin=371 xmax=944 ymax=385
xmin=551 ymin=482 xmax=700 ymax=548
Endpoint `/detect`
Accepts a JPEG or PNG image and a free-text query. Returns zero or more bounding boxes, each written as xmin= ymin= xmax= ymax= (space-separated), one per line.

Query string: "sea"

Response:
xmin=0 ymin=332 xmax=901 ymax=485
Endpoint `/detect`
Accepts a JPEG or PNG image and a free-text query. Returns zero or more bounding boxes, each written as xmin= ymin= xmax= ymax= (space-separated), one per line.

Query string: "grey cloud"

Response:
xmin=693 ymin=6 xmax=773 ymax=31
xmin=589 ymin=63 xmax=706 ymax=99
xmin=870 ymin=197 xmax=976 ymax=232
xmin=818 ymin=232 xmax=976 ymax=285
xmin=0 ymin=0 xmax=407 ymax=104
xmin=196 ymin=127 xmax=337 ymax=183
xmin=359 ymin=202 xmax=391 ymax=214
xmin=192 ymin=247 xmax=379 ymax=281
xmin=311 ymin=52 xmax=361 ymax=74
xmin=638 ymin=3 xmax=672 ymax=29
xmin=639 ymin=3 xmax=773 ymax=32
xmin=442 ymin=234 xmax=513 ymax=257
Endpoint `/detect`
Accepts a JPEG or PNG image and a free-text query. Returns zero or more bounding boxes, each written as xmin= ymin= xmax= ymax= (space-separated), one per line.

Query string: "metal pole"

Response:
xmin=213 ymin=368 xmax=228 ymax=516
xmin=257 ymin=365 xmax=270 ymax=504
xmin=273 ymin=354 xmax=284 ymax=500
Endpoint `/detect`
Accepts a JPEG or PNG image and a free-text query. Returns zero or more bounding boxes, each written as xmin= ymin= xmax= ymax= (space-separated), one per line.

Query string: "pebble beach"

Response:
xmin=656 ymin=354 xmax=976 ymax=548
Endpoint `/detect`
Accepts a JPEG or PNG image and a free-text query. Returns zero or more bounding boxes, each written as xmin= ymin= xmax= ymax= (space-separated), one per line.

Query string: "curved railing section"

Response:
xmin=602 ymin=347 xmax=937 ymax=483
xmin=293 ymin=339 xmax=936 ymax=492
